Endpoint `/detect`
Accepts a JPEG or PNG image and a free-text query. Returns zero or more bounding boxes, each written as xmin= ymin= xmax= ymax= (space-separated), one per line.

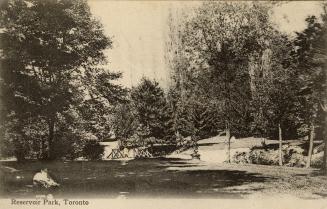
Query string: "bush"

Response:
xmin=231 ymin=144 xmax=307 ymax=167
xmin=82 ymin=140 xmax=104 ymax=160
xmin=232 ymin=151 xmax=250 ymax=164
xmin=249 ymin=149 xmax=279 ymax=165
xmin=283 ymin=145 xmax=306 ymax=167
xmin=50 ymin=135 xmax=85 ymax=160
xmin=286 ymin=153 xmax=306 ymax=167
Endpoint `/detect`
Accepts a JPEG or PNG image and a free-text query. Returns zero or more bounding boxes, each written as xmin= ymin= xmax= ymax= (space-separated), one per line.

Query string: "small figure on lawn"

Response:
xmin=190 ymin=136 xmax=200 ymax=160
xmin=33 ymin=168 xmax=60 ymax=189
xmin=191 ymin=146 xmax=201 ymax=160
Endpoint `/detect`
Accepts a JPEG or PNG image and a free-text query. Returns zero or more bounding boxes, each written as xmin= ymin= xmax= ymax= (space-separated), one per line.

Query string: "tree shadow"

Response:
xmin=1 ymin=159 xmax=275 ymax=198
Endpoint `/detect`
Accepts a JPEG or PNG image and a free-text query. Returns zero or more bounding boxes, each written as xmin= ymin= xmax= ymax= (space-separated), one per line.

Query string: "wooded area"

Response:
xmin=0 ymin=1 xmax=326 ymax=174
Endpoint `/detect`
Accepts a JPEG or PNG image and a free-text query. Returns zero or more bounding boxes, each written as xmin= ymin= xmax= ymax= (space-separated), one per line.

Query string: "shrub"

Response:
xmin=286 ymin=153 xmax=306 ymax=167
xmin=248 ymin=149 xmax=279 ymax=165
xmin=51 ymin=135 xmax=86 ymax=160
xmin=82 ymin=140 xmax=104 ymax=160
xmin=232 ymin=144 xmax=309 ymax=167
xmin=283 ymin=145 xmax=306 ymax=167
xmin=232 ymin=151 xmax=250 ymax=164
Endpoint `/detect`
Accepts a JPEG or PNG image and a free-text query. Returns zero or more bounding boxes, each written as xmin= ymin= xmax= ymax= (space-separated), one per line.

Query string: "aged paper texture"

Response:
xmin=0 ymin=1 xmax=327 ymax=208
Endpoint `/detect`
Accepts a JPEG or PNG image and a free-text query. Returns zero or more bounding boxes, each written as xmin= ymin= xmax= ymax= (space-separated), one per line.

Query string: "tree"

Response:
xmin=166 ymin=82 xmax=221 ymax=142
xmin=131 ymin=78 xmax=169 ymax=140
xmin=112 ymin=102 xmax=138 ymax=140
xmin=165 ymin=87 xmax=194 ymax=139
xmin=167 ymin=2 xmax=288 ymax=161
xmin=292 ymin=10 xmax=327 ymax=170
xmin=79 ymin=70 xmax=127 ymax=141
xmin=0 ymin=0 xmax=117 ymax=160
xmin=253 ymin=33 xmax=302 ymax=166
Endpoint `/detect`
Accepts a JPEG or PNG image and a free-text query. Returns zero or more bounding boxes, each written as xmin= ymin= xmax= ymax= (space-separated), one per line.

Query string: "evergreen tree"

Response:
xmin=131 ymin=78 xmax=168 ymax=140
xmin=112 ymin=102 xmax=138 ymax=140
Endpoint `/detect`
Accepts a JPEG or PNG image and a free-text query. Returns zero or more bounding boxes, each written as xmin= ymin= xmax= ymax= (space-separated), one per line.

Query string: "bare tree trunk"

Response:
xmin=278 ymin=123 xmax=283 ymax=166
xmin=47 ymin=119 xmax=55 ymax=160
xmin=306 ymin=124 xmax=315 ymax=168
xmin=226 ymin=125 xmax=231 ymax=163
xmin=324 ymin=113 xmax=327 ymax=175
xmin=318 ymin=101 xmax=327 ymax=174
xmin=324 ymin=135 xmax=327 ymax=174
xmin=39 ymin=138 xmax=45 ymax=159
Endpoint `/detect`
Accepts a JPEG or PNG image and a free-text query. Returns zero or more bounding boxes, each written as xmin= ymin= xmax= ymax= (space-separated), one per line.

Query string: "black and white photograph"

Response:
xmin=0 ymin=0 xmax=326 ymax=205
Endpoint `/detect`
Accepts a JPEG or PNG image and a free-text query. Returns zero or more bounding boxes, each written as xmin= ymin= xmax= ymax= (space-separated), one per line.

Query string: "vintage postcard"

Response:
xmin=0 ymin=0 xmax=326 ymax=209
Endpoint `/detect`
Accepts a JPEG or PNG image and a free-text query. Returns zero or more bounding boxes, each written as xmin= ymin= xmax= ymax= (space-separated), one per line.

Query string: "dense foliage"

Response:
xmin=166 ymin=2 xmax=326 ymax=169
xmin=166 ymin=2 xmax=326 ymax=139
xmin=0 ymin=0 xmax=126 ymax=160
xmin=0 ymin=1 xmax=326 ymax=172
xmin=82 ymin=140 xmax=104 ymax=161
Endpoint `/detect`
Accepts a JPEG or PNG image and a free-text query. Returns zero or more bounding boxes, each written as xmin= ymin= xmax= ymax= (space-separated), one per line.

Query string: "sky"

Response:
xmin=88 ymin=1 xmax=323 ymax=89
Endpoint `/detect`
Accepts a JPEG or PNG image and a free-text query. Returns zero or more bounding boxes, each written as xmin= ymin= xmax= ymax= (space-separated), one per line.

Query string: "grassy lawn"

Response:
xmin=169 ymin=162 xmax=327 ymax=199
xmin=1 ymin=158 xmax=326 ymax=199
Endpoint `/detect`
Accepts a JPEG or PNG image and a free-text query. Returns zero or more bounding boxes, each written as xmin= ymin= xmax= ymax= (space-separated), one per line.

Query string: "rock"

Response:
xmin=33 ymin=169 xmax=59 ymax=188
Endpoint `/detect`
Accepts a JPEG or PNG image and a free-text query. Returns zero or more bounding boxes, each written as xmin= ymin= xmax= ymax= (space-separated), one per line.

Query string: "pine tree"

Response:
xmin=131 ymin=78 xmax=168 ymax=140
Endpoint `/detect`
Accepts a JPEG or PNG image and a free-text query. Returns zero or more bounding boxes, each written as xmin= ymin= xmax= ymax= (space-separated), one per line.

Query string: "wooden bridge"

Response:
xmin=107 ymin=149 xmax=125 ymax=159
xmin=107 ymin=147 xmax=154 ymax=159
xmin=106 ymin=137 xmax=197 ymax=160
xmin=107 ymin=144 xmax=180 ymax=159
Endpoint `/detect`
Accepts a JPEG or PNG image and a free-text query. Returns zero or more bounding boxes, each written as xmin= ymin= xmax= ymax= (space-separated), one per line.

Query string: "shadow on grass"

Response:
xmin=198 ymin=143 xmax=219 ymax=147
xmin=310 ymin=169 xmax=327 ymax=176
xmin=0 ymin=158 xmax=274 ymax=198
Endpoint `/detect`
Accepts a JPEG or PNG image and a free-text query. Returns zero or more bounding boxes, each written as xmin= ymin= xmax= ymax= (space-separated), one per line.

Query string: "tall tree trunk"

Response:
xmin=14 ymin=138 xmax=26 ymax=162
xmin=47 ymin=119 xmax=55 ymax=160
xmin=39 ymin=138 xmax=45 ymax=159
xmin=324 ymin=134 xmax=327 ymax=174
xmin=278 ymin=123 xmax=283 ymax=166
xmin=324 ymin=113 xmax=327 ymax=174
xmin=306 ymin=124 xmax=315 ymax=168
xmin=226 ymin=125 xmax=231 ymax=163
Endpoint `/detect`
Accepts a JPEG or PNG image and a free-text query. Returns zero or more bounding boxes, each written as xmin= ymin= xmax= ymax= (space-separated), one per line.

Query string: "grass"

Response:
xmin=1 ymin=158 xmax=326 ymax=199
